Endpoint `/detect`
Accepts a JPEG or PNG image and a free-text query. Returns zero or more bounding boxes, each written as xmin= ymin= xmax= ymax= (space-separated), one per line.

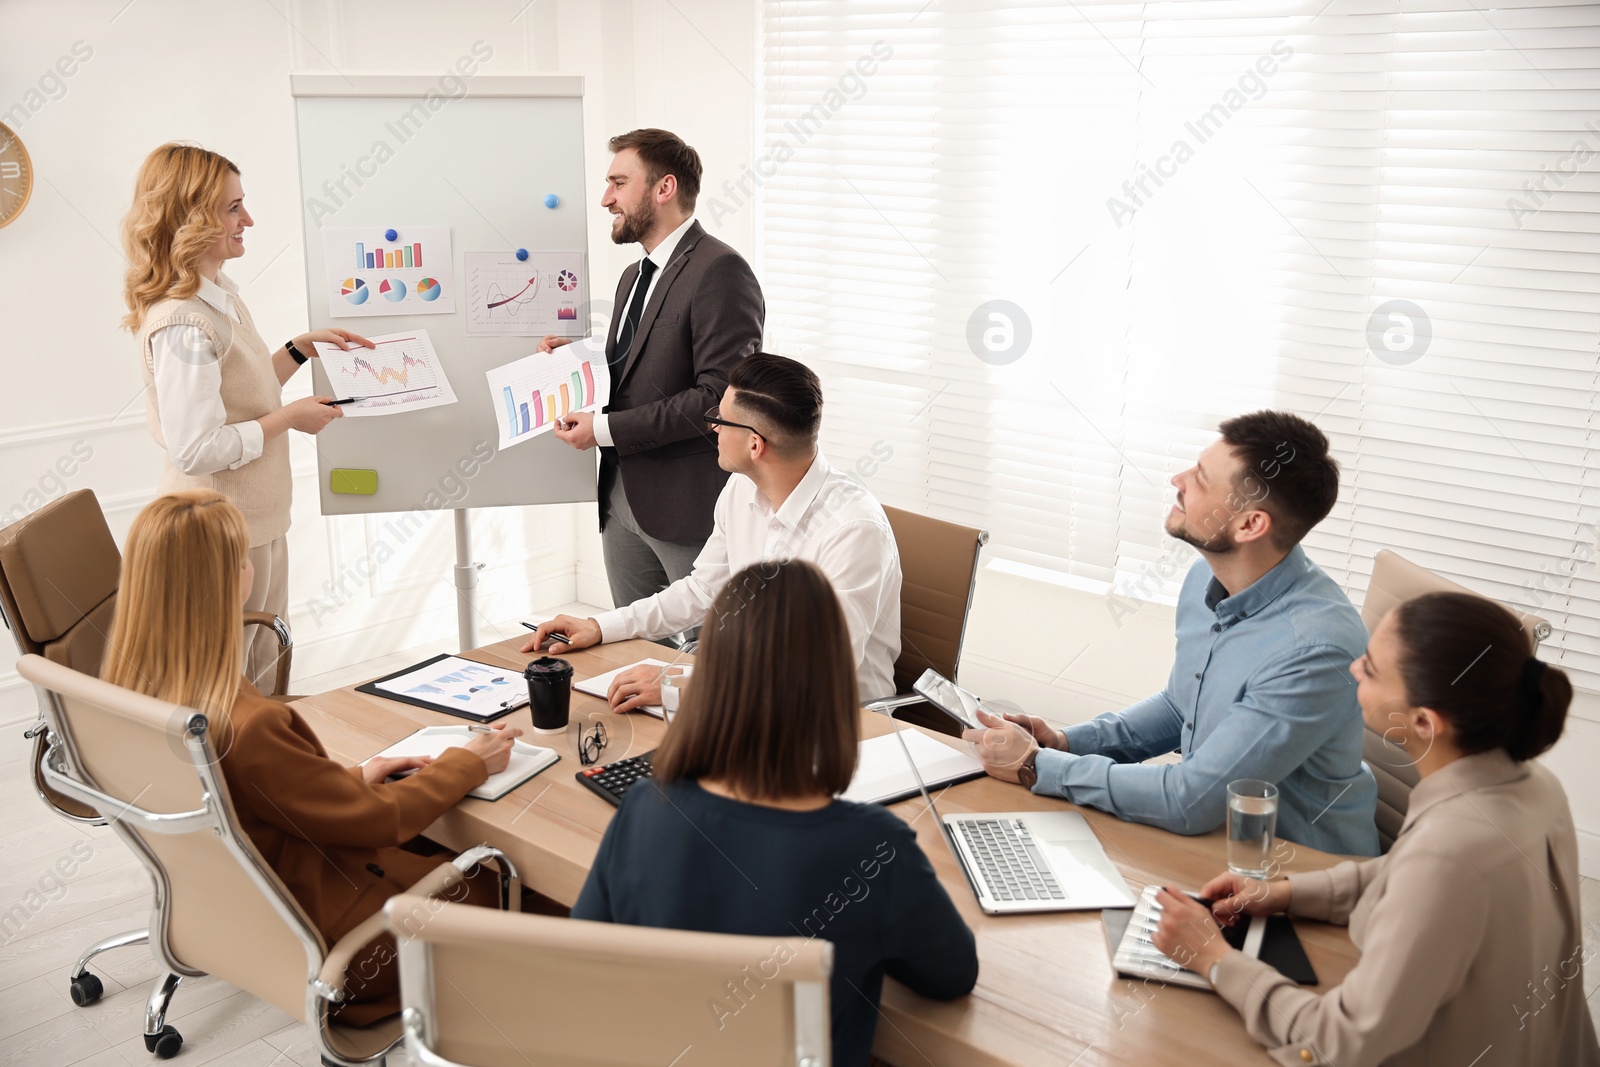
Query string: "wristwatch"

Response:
xmin=1017 ymin=748 xmax=1039 ymax=790
xmin=285 ymin=338 xmax=309 ymax=365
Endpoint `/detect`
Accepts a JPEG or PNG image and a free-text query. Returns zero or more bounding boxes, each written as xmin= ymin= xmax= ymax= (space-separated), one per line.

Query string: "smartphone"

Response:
xmin=911 ymin=669 xmax=990 ymax=731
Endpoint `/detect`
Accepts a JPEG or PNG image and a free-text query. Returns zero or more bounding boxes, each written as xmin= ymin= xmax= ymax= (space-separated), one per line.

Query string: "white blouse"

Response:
xmin=149 ymin=273 xmax=268 ymax=476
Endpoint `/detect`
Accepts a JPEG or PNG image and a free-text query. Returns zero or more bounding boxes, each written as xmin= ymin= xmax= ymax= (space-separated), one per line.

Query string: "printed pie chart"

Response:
xmin=379 ymin=278 xmax=407 ymax=302
xmin=341 ymin=278 xmax=368 ymax=305
xmin=557 ymin=269 xmax=579 ymax=292
xmin=417 ymin=277 xmax=442 ymax=302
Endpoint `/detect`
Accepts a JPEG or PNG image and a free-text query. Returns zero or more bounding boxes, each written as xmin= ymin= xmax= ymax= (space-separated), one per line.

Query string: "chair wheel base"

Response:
xmin=69 ymin=971 xmax=104 ymax=1006
xmin=145 ymin=1024 xmax=182 ymax=1058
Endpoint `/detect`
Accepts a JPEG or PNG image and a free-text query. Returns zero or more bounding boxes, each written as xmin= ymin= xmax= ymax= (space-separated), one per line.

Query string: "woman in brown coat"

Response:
xmin=101 ymin=489 xmax=521 ymax=1025
xmin=1154 ymin=591 xmax=1600 ymax=1067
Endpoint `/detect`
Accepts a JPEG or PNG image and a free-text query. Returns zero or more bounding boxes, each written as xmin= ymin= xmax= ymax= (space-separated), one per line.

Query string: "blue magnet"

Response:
xmin=384 ymin=228 xmax=398 ymax=242
xmin=543 ymin=194 xmax=560 ymax=209
xmin=515 ymin=248 xmax=529 ymax=262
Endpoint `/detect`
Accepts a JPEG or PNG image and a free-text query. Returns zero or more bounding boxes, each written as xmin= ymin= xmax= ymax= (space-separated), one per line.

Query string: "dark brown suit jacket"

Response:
xmin=220 ymin=683 xmax=492 ymax=1024
xmin=601 ymin=220 xmax=764 ymax=543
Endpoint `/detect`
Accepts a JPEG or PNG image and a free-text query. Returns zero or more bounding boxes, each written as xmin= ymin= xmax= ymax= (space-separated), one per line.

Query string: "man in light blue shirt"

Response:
xmin=964 ymin=411 xmax=1379 ymax=857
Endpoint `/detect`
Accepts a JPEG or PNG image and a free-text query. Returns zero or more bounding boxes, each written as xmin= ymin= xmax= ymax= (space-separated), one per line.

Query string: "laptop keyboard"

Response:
xmin=955 ymin=818 xmax=1066 ymax=902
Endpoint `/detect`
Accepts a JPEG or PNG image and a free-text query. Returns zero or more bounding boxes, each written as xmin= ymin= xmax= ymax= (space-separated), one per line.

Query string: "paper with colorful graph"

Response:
xmin=483 ymin=336 xmax=610 ymax=450
xmin=312 ymin=330 xmax=458 ymax=418
xmin=320 ymin=226 xmax=456 ymax=319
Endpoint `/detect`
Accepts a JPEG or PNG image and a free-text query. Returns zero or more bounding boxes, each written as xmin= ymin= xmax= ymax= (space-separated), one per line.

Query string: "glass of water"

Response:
xmin=1227 ymin=779 xmax=1279 ymax=878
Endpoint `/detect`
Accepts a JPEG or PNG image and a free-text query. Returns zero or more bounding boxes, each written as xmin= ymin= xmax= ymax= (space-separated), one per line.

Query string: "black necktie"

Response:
xmin=612 ymin=257 xmax=659 ymax=374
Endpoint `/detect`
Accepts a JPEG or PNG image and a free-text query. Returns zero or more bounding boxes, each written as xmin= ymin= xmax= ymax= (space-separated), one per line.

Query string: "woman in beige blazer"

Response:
xmin=1153 ymin=590 xmax=1599 ymax=1067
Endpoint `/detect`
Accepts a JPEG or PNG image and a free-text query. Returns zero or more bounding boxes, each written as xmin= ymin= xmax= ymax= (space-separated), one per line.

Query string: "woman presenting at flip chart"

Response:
xmin=121 ymin=143 xmax=372 ymax=689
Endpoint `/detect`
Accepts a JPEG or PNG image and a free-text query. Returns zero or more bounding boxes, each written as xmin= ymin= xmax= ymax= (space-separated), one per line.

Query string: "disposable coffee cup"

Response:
xmin=524 ymin=657 xmax=573 ymax=734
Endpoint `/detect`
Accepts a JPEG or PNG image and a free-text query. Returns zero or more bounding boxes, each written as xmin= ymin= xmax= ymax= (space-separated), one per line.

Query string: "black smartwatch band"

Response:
xmin=285 ymin=338 xmax=309 ymax=365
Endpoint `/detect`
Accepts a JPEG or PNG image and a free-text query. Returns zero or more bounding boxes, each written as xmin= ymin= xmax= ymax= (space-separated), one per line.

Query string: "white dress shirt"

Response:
xmin=149 ymin=274 xmax=267 ymax=476
xmin=594 ymin=452 xmax=903 ymax=700
xmin=591 ymin=214 xmax=698 ymax=449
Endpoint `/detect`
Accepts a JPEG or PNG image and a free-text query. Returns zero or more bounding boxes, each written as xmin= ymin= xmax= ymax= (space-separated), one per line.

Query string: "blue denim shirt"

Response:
xmin=1035 ymin=546 xmax=1379 ymax=857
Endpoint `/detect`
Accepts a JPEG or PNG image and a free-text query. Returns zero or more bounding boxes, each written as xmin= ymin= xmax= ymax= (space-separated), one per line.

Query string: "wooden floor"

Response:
xmin=4 ymin=612 xmax=1600 ymax=1066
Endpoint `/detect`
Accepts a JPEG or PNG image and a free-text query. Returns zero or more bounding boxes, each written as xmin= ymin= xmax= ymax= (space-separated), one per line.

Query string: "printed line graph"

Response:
xmin=339 ymin=346 xmax=435 ymax=389
xmin=486 ymin=274 xmax=539 ymax=315
xmin=314 ymin=330 xmax=458 ymax=418
xmin=465 ymin=251 xmax=587 ymax=337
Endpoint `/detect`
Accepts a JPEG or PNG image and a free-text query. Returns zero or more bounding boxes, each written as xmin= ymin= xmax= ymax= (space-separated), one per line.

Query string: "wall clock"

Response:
xmin=0 ymin=123 xmax=34 ymax=229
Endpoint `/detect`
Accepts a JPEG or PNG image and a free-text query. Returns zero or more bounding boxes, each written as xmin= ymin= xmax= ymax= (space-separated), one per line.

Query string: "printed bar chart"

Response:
xmin=353 ymin=239 xmax=426 ymax=273
xmin=325 ymin=226 xmax=453 ymax=318
xmin=483 ymin=338 xmax=611 ymax=451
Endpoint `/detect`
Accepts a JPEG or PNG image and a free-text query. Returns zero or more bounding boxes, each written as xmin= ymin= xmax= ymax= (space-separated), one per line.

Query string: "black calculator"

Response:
xmin=575 ymin=750 xmax=655 ymax=807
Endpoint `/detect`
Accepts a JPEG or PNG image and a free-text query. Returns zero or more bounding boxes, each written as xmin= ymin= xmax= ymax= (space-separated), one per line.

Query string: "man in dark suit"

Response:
xmin=543 ymin=129 xmax=764 ymax=610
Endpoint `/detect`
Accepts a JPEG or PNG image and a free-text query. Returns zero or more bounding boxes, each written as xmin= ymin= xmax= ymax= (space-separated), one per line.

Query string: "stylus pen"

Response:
xmin=324 ymin=387 xmax=436 ymax=406
xmin=521 ymin=622 xmax=571 ymax=644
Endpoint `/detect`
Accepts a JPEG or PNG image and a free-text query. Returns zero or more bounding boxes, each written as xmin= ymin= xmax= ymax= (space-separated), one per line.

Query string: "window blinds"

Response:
xmin=757 ymin=0 xmax=1600 ymax=686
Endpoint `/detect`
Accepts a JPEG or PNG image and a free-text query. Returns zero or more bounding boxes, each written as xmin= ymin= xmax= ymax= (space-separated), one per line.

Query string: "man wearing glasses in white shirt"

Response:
xmin=523 ymin=353 xmax=902 ymax=706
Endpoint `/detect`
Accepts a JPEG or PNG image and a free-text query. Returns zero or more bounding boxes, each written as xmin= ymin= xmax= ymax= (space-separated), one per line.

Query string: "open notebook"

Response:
xmin=841 ymin=729 xmax=985 ymax=805
xmin=1104 ymin=884 xmax=1317 ymax=990
xmin=361 ymin=726 xmax=560 ymax=801
xmin=572 ymin=658 xmax=686 ymax=719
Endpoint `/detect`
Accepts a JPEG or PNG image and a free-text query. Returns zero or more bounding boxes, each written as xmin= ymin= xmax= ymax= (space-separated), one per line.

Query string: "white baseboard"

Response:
xmin=575 ymin=559 xmax=614 ymax=613
xmin=1578 ymin=828 xmax=1600 ymax=880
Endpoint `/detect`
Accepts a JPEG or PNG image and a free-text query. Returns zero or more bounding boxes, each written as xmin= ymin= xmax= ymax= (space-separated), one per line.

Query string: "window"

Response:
xmin=758 ymin=0 xmax=1600 ymax=686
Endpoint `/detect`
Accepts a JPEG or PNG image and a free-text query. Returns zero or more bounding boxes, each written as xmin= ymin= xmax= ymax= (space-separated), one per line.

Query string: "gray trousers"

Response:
xmin=601 ymin=476 xmax=705 ymax=628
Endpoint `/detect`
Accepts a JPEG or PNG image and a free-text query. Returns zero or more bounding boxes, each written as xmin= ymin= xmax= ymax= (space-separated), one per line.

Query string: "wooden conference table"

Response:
xmin=293 ymin=636 xmax=1360 ymax=1067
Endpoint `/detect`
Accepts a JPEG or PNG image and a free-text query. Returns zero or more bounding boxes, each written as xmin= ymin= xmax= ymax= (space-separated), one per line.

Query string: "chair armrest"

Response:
xmin=316 ymin=861 xmax=468 ymax=997
xmin=241 ymin=612 xmax=293 ymax=698
xmin=314 ymin=846 xmax=522 ymax=999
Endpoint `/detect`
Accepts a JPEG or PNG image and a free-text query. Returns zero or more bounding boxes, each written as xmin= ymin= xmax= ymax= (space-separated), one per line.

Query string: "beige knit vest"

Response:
xmin=137 ymin=274 xmax=291 ymax=547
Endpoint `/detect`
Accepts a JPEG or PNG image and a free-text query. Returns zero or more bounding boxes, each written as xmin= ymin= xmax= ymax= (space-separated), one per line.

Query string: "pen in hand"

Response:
xmin=521 ymin=621 xmax=571 ymax=647
xmin=323 ymin=388 xmax=438 ymax=406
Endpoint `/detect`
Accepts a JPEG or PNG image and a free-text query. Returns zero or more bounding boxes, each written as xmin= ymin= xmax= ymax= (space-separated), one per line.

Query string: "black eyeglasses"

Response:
xmin=579 ymin=721 xmax=609 ymax=766
xmin=705 ymin=405 xmax=765 ymax=442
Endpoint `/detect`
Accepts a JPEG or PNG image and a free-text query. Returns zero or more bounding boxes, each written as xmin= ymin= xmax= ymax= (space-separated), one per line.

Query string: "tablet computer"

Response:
xmin=910 ymin=668 xmax=992 ymax=732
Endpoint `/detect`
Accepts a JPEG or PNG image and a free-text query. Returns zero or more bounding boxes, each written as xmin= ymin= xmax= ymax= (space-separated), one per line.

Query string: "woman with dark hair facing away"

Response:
xmin=572 ymin=559 xmax=978 ymax=1066
xmin=1152 ymin=591 xmax=1600 ymax=1066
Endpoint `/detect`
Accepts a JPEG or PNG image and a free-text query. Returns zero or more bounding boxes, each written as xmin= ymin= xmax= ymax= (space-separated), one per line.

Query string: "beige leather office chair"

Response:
xmin=18 ymin=653 xmax=521 ymax=1063
xmin=387 ymin=898 xmax=833 ymax=1067
xmin=0 ymin=489 xmax=295 ymax=695
xmin=0 ymin=489 xmax=295 ymax=1008
xmin=1359 ymin=549 xmax=1552 ymax=851
xmin=867 ymin=506 xmax=989 ymax=737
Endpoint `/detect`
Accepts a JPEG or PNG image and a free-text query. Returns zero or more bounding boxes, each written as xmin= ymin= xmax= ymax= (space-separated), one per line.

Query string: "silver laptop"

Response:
xmin=889 ymin=719 xmax=1136 ymax=914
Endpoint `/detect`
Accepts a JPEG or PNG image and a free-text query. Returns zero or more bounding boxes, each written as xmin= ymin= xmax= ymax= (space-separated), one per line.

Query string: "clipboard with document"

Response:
xmin=355 ymin=653 xmax=527 ymax=722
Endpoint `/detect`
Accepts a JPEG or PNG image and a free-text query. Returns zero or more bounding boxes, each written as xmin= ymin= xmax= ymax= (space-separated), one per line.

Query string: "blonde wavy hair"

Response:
xmin=102 ymin=490 xmax=249 ymax=736
xmin=120 ymin=143 xmax=239 ymax=332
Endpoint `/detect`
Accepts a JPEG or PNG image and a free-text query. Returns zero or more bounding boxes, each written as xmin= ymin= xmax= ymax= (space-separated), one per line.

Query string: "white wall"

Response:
xmin=0 ymin=0 xmax=757 ymax=719
xmin=5 ymin=0 xmax=1595 ymax=873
